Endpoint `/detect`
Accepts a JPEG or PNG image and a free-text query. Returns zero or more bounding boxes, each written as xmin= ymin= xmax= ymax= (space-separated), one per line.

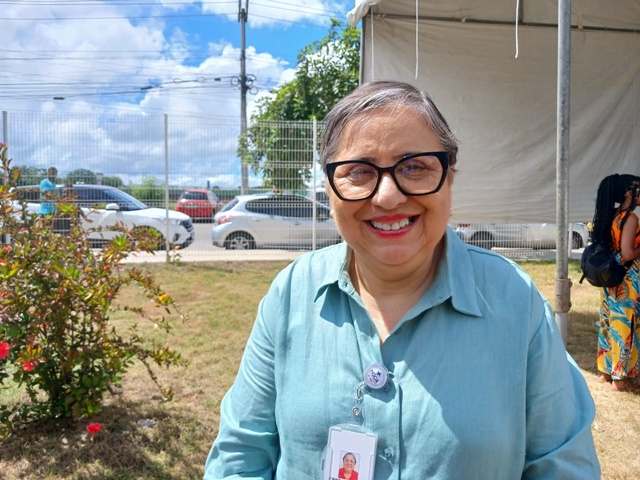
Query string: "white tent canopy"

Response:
xmin=347 ymin=0 xmax=639 ymax=224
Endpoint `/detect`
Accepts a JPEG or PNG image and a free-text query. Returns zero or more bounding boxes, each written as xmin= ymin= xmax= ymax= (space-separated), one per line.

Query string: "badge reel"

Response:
xmin=320 ymin=364 xmax=389 ymax=480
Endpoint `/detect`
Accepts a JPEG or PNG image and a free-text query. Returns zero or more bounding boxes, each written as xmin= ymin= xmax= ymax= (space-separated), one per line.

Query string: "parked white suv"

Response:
xmin=16 ymin=184 xmax=195 ymax=249
xmin=452 ymin=222 xmax=589 ymax=250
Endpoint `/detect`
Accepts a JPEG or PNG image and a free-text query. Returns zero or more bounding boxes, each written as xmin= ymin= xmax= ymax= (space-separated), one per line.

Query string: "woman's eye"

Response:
xmin=398 ymin=157 xmax=440 ymax=176
xmin=399 ymin=162 xmax=428 ymax=175
xmin=346 ymin=164 xmax=376 ymax=179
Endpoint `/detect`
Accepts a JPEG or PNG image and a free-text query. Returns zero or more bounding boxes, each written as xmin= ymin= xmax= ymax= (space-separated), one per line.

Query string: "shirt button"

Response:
xmin=383 ymin=447 xmax=393 ymax=459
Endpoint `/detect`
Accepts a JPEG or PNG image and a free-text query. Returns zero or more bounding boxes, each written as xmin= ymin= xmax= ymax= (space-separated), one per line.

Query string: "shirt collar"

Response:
xmin=314 ymin=241 xmax=350 ymax=301
xmin=313 ymin=228 xmax=482 ymax=318
xmin=437 ymin=228 xmax=483 ymax=317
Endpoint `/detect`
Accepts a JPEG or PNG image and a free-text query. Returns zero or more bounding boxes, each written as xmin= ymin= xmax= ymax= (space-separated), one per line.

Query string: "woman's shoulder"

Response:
xmin=451 ymin=235 xmax=534 ymax=285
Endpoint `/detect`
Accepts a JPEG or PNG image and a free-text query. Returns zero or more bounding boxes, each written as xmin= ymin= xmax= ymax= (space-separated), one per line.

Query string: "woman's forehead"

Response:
xmin=345 ymin=105 xmax=423 ymax=131
xmin=336 ymin=108 xmax=437 ymax=156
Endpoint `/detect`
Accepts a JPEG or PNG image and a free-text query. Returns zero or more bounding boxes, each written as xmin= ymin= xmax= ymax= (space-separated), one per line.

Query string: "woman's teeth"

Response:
xmin=371 ymin=217 xmax=412 ymax=231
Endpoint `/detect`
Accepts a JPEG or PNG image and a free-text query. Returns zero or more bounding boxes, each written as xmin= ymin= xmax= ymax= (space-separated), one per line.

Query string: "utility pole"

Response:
xmin=239 ymin=0 xmax=249 ymax=194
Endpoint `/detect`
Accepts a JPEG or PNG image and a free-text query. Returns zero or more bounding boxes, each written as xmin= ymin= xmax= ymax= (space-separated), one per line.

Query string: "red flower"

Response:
xmin=87 ymin=422 xmax=101 ymax=433
xmin=0 ymin=341 xmax=9 ymax=360
xmin=87 ymin=422 xmax=101 ymax=442
xmin=22 ymin=359 xmax=37 ymax=371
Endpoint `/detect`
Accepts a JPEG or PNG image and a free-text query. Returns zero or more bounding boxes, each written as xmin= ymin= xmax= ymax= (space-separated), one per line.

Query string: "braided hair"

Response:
xmin=591 ymin=173 xmax=640 ymax=249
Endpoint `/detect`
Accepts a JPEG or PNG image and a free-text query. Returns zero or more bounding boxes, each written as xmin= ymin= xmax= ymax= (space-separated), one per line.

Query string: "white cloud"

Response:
xmin=201 ymin=0 xmax=345 ymax=28
xmin=0 ymin=0 xmax=350 ymax=189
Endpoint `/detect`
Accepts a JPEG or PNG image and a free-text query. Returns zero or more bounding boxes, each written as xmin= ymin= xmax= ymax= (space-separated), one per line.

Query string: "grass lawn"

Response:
xmin=1 ymin=259 xmax=639 ymax=479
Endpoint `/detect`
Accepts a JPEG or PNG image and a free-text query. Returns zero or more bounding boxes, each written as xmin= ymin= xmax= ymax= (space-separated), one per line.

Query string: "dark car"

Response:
xmin=175 ymin=189 xmax=223 ymax=222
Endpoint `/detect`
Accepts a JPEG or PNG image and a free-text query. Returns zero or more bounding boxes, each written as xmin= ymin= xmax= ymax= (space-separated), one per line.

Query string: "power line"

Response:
xmin=0 ymin=4 xmax=341 ymax=21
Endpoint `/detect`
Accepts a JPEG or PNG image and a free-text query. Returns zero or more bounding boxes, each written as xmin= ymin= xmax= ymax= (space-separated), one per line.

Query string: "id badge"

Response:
xmin=320 ymin=424 xmax=377 ymax=480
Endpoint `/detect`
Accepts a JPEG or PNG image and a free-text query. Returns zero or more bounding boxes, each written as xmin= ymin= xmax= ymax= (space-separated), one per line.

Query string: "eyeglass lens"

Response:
xmin=329 ymin=153 xmax=446 ymax=200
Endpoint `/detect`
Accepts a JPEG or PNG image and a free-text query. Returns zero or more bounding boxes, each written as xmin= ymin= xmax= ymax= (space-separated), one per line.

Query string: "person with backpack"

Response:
xmin=591 ymin=174 xmax=640 ymax=392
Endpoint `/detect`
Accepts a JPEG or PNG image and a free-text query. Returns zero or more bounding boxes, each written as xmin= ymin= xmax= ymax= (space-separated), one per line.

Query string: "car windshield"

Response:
xmin=96 ymin=188 xmax=148 ymax=211
xmin=74 ymin=187 xmax=148 ymax=211
xmin=182 ymin=191 xmax=207 ymax=201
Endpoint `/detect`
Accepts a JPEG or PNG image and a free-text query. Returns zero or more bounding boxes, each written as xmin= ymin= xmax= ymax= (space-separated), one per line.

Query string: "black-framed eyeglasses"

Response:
xmin=325 ymin=151 xmax=449 ymax=201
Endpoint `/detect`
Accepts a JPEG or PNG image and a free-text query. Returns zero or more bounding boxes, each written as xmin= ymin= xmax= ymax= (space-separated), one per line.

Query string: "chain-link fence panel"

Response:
xmin=1 ymin=111 xmax=586 ymax=261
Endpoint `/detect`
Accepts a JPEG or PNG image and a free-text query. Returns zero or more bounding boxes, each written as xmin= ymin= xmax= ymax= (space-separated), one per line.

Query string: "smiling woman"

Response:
xmin=203 ymin=80 xmax=600 ymax=479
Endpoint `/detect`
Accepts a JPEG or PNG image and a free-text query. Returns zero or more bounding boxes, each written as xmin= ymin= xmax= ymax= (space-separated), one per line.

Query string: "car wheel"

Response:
xmin=470 ymin=232 xmax=494 ymax=250
xmin=572 ymin=232 xmax=583 ymax=249
xmin=224 ymin=232 xmax=255 ymax=250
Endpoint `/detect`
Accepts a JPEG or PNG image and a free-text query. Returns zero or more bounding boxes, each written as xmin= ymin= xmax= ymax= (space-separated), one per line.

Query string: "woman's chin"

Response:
xmin=357 ymin=244 xmax=418 ymax=266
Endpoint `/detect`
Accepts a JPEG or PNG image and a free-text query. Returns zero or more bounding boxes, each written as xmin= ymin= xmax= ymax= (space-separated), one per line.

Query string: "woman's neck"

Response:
xmin=349 ymin=239 xmax=445 ymax=341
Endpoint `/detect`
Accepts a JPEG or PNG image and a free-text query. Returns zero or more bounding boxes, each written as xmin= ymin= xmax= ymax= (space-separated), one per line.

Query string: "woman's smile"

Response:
xmin=369 ymin=215 xmax=416 ymax=232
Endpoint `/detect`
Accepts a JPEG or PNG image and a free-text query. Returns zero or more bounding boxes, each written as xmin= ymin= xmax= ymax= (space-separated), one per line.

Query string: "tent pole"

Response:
xmin=555 ymin=0 xmax=572 ymax=346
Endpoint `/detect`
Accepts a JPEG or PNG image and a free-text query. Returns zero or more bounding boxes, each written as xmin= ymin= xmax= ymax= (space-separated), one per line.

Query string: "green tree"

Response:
xmin=102 ymin=176 xmax=124 ymax=188
xmin=132 ymin=176 xmax=164 ymax=206
xmin=245 ymin=20 xmax=360 ymax=190
xmin=14 ymin=165 xmax=47 ymax=186
xmin=68 ymin=168 xmax=97 ymax=185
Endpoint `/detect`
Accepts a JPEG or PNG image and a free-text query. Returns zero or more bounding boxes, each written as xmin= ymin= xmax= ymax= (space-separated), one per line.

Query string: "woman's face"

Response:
xmin=624 ymin=185 xmax=640 ymax=207
xmin=343 ymin=453 xmax=356 ymax=472
xmin=326 ymin=107 xmax=452 ymax=271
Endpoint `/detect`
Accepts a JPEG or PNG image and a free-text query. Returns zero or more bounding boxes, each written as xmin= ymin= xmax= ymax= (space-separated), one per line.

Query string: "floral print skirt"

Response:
xmin=597 ymin=259 xmax=640 ymax=380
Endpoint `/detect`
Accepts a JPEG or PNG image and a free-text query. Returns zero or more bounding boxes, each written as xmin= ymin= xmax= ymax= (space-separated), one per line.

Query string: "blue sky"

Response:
xmin=0 ymin=0 xmax=357 ymax=116
xmin=0 ymin=0 xmax=360 ymax=188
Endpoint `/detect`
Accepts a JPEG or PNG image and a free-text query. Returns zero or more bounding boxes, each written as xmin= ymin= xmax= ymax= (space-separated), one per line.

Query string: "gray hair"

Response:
xmin=320 ymin=80 xmax=458 ymax=172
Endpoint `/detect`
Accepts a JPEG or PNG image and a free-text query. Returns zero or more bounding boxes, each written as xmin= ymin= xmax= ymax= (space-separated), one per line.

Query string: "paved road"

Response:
xmin=124 ymin=222 xmax=585 ymax=264
xmin=125 ymin=222 xmax=304 ymax=263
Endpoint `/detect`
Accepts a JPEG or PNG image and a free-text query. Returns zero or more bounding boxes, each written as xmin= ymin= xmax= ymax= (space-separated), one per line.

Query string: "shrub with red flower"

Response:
xmin=0 ymin=142 xmax=188 ymax=439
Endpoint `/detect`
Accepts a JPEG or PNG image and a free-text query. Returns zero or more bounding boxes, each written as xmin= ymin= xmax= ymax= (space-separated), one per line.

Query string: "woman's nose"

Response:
xmin=371 ymin=172 xmax=405 ymax=208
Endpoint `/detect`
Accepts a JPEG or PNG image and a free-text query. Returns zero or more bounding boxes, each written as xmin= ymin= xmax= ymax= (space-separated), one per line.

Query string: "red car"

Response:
xmin=176 ymin=189 xmax=223 ymax=222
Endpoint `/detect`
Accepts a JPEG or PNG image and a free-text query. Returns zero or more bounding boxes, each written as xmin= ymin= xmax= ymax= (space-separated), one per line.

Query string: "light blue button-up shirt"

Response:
xmin=205 ymin=228 xmax=600 ymax=479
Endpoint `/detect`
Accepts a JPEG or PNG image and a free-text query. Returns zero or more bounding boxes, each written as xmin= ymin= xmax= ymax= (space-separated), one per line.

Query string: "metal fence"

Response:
xmin=1 ymin=110 xmax=585 ymax=261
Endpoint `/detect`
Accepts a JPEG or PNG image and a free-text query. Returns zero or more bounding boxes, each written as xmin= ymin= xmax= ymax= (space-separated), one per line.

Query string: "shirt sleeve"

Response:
xmin=522 ymin=298 xmax=601 ymax=479
xmin=203 ymin=287 xmax=281 ymax=479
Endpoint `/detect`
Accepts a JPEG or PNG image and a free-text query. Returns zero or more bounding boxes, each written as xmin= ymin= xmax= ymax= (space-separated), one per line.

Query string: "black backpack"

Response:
xmin=579 ymin=242 xmax=631 ymax=287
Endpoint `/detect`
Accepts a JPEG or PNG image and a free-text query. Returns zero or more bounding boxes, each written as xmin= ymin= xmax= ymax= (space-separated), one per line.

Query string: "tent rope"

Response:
xmin=415 ymin=0 xmax=420 ymax=78
xmin=371 ymin=7 xmax=375 ymax=79
xmin=515 ymin=0 xmax=520 ymax=58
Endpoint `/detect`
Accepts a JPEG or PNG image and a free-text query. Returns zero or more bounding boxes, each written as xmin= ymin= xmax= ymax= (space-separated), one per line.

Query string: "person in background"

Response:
xmin=203 ymin=80 xmax=600 ymax=479
xmin=39 ymin=166 xmax=58 ymax=216
xmin=591 ymin=173 xmax=640 ymax=393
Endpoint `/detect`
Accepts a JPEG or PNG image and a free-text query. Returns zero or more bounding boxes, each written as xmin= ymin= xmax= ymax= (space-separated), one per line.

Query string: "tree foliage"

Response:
xmin=244 ymin=20 xmax=360 ymax=190
xmin=9 ymin=166 xmax=124 ymax=189
xmin=68 ymin=168 xmax=97 ymax=185
xmin=102 ymin=176 xmax=124 ymax=188
xmin=132 ymin=176 xmax=165 ymax=206
xmin=14 ymin=165 xmax=47 ymax=186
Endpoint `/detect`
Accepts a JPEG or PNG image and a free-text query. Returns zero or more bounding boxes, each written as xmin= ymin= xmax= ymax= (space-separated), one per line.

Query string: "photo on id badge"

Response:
xmin=324 ymin=426 xmax=377 ymax=480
